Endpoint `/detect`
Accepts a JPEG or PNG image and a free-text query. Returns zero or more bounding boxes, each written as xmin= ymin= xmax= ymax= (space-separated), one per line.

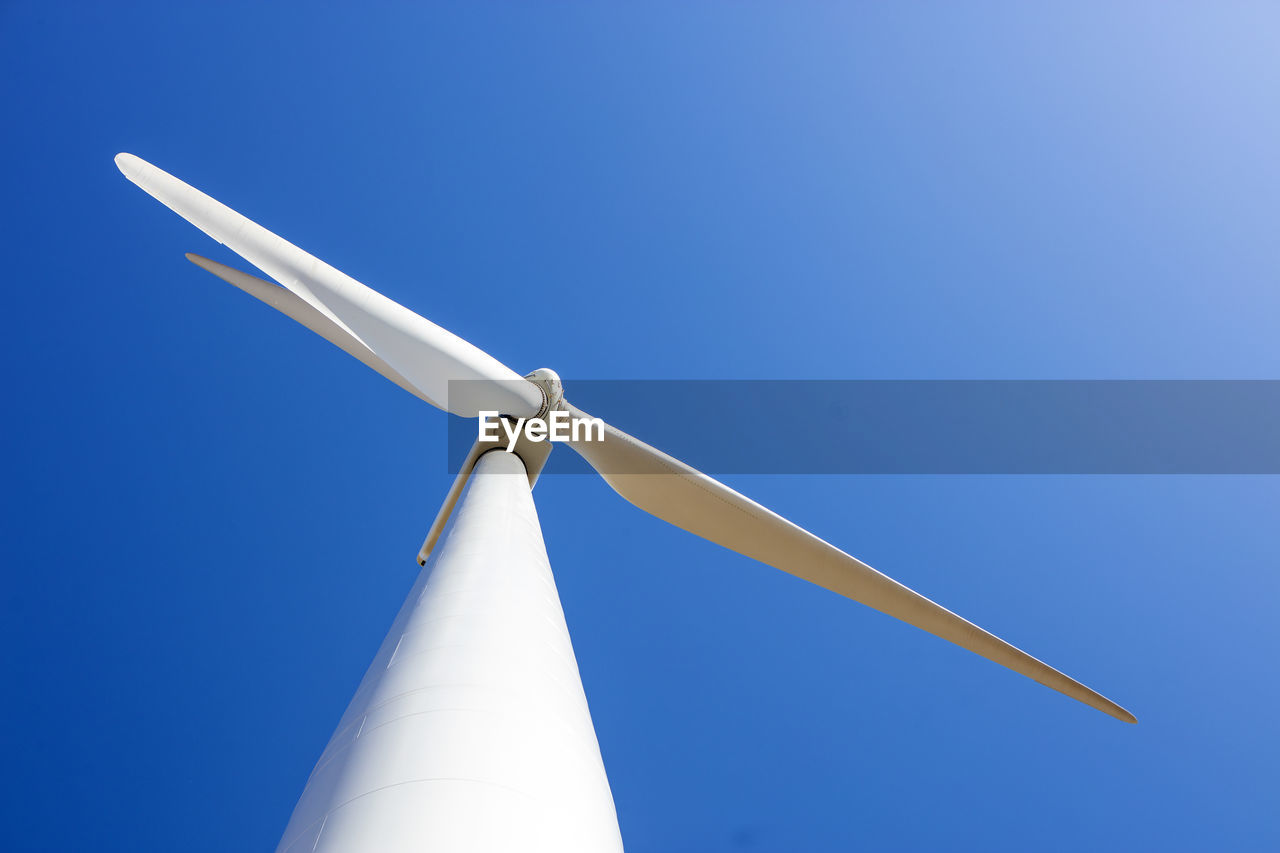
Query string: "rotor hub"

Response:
xmin=524 ymin=368 xmax=564 ymax=420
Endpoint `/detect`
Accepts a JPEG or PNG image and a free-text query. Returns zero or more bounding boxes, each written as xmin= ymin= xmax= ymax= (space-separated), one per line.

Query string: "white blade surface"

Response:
xmin=116 ymin=153 xmax=542 ymax=419
xmin=564 ymin=404 xmax=1136 ymax=723
xmin=186 ymin=253 xmax=434 ymax=404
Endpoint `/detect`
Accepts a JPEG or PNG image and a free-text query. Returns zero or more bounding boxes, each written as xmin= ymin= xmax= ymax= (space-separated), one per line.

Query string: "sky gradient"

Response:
xmin=3 ymin=3 xmax=1278 ymax=851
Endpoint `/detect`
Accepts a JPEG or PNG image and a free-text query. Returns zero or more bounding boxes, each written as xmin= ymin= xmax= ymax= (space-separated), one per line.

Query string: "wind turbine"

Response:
xmin=116 ymin=153 xmax=1135 ymax=853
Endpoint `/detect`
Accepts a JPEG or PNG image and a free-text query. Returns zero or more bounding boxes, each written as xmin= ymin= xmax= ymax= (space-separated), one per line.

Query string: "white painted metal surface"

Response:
xmin=275 ymin=450 xmax=624 ymax=853
xmin=119 ymin=152 xmax=1135 ymax=725
xmin=116 ymin=157 xmax=1136 ymax=849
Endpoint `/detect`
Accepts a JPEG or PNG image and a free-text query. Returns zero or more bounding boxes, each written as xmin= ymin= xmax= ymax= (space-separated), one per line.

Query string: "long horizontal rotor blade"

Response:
xmin=116 ymin=153 xmax=542 ymax=419
xmin=562 ymin=404 xmax=1136 ymax=723
xmin=186 ymin=253 xmax=434 ymax=404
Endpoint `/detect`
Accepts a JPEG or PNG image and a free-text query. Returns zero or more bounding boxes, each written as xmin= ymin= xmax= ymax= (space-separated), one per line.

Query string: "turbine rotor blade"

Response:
xmin=116 ymin=153 xmax=542 ymax=419
xmin=186 ymin=254 xmax=435 ymax=404
xmin=562 ymin=404 xmax=1136 ymax=723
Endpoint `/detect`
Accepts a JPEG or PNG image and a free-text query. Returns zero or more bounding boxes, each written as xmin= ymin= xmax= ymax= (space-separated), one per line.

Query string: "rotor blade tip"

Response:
xmin=1099 ymin=701 xmax=1137 ymax=723
xmin=185 ymin=253 xmax=218 ymax=274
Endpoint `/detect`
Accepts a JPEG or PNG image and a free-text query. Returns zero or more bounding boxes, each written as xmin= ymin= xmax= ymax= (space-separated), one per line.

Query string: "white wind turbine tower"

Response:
xmin=116 ymin=153 xmax=1135 ymax=853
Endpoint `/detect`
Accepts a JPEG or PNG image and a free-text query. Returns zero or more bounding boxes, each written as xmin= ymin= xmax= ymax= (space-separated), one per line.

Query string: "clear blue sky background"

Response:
xmin=3 ymin=3 xmax=1278 ymax=851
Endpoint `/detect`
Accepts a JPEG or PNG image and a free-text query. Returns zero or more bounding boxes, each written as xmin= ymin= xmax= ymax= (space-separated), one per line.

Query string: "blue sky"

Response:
xmin=3 ymin=2 xmax=1278 ymax=850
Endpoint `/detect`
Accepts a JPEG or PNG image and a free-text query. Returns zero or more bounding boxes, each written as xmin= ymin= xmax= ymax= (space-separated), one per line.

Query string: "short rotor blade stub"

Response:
xmin=185 ymin=254 xmax=436 ymax=404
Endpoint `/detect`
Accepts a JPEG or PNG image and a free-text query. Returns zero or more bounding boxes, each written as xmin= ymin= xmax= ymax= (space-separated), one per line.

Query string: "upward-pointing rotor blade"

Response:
xmin=115 ymin=153 xmax=542 ymax=419
xmin=562 ymin=404 xmax=1136 ymax=723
